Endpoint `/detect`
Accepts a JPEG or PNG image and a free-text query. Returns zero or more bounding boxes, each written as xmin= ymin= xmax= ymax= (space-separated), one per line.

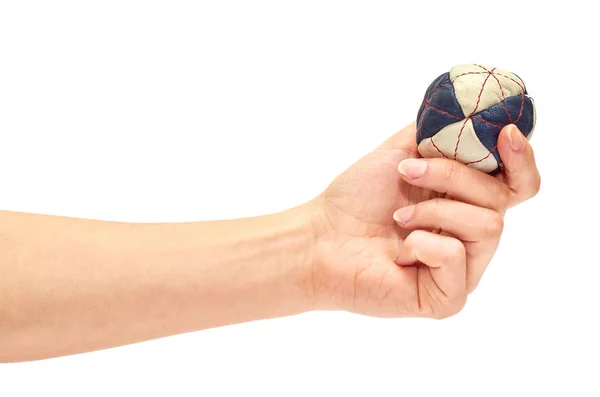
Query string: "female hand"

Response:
xmin=306 ymin=123 xmax=541 ymax=318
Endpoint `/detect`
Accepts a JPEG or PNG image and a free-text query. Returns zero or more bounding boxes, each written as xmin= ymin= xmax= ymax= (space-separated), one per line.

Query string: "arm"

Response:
xmin=0 ymin=205 xmax=317 ymax=362
xmin=0 ymin=123 xmax=540 ymax=363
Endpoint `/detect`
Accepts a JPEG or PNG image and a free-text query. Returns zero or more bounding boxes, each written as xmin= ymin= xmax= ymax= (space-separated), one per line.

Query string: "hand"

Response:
xmin=306 ymin=123 xmax=541 ymax=318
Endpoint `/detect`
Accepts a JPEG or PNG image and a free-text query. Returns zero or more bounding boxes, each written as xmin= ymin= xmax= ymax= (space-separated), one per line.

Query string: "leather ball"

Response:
xmin=416 ymin=64 xmax=536 ymax=173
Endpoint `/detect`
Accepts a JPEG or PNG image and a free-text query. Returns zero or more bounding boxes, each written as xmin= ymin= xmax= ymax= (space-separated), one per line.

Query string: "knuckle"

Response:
xmin=441 ymin=238 xmax=466 ymax=265
xmin=432 ymin=311 xmax=449 ymax=320
xmin=512 ymin=168 xmax=541 ymax=205
xmin=518 ymin=175 xmax=541 ymax=203
xmin=467 ymin=278 xmax=481 ymax=295
xmin=496 ymin=183 xmax=511 ymax=209
xmin=428 ymin=198 xmax=445 ymax=216
xmin=484 ymin=211 xmax=504 ymax=237
xmin=530 ymin=173 xmax=542 ymax=198
xmin=405 ymin=229 xmax=424 ymax=246
xmin=434 ymin=294 xmax=467 ymax=319
xmin=452 ymin=293 xmax=468 ymax=314
xmin=430 ymin=158 xmax=459 ymax=184
xmin=441 ymin=159 xmax=460 ymax=182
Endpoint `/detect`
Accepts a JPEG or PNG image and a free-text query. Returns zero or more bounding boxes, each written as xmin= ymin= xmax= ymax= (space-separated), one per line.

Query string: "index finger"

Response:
xmin=398 ymin=157 xmax=511 ymax=213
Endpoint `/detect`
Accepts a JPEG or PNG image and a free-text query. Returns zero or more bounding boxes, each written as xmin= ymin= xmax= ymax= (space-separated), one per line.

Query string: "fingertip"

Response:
xmin=497 ymin=124 xmax=533 ymax=170
xmin=497 ymin=124 xmax=540 ymax=206
xmin=398 ymin=158 xmax=428 ymax=179
xmin=498 ymin=124 xmax=523 ymax=151
xmin=507 ymin=124 xmax=525 ymax=152
xmin=393 ymin=205 xmax=415 ymax=225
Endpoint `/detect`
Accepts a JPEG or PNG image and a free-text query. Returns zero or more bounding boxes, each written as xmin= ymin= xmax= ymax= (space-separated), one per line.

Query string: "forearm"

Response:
xmin=0 ymin=206 xmax=317 ymax=362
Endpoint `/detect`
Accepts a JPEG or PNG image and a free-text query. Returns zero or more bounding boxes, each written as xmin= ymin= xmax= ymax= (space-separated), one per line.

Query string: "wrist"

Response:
xmin=289 ymin=198 xmax=338 ymax=311
xmin=272 ymin=202 xmax=323 ymax=313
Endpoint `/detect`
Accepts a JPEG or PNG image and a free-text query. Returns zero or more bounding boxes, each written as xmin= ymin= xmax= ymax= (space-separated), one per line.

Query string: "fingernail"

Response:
xmin=393 ymin=205 xmax=415 ymax=224
xmin=398 ymin=159 xmax=427 ymax=178
xmin=508 ymin=125 xmax=525 ymax=152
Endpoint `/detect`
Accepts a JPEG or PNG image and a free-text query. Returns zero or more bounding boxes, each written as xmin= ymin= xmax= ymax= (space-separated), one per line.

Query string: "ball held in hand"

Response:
xmin=416 ymin=64 xmax=536 ymax=173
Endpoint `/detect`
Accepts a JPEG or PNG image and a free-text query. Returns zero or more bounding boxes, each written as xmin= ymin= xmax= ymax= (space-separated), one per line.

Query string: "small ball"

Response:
xmin=416 ymin=64 xmax=536 ymax=173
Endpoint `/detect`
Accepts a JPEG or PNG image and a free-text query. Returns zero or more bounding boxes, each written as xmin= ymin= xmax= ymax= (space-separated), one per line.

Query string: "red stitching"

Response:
xmin=491 ymin=74 xmax=506 ymax=99
xmin=495 ymin=73 xmax=525 ymax=90
xmin=450 ymin=71 xmax=488 ymax=83
xmin=498 ymin=73 xmax=525 ymax=124
xmin=472 ymin=67 xmax=495 ymax=109
xmin=430 ymin=137 xmax=448 ymax=158
xmin=514 ymin=88 xmax=526 ymax=124
xmin=417 ymin=86 xmax=450 ymax=159
xmin=471 ymin=115 xmax=503 ymax=129
xmin=495 ymin=74 xmax=526 ymax=124
xmin=453 ymin=69 xmax=494 ymax=159
xmin=489 ymin=74 xmax=514 ymax=123
xmin=499 ymin=74 xmax=526 ymax=122
xmin=420 ymin=67 xmax=530 ymax=162
xmin=497 ymin=97 xmax=514 ymax=123
xmin=474 ymin=65 xmax=514 ymax=123
xmin=465 ymin=145 xmax=497 ymax=165
xmin=515 ymin=92 xmax=525 ymax=123
xmin=489 ymin=77 xmax=514 ymax=122
xmin=417 ymin=82 xmax=450 ymax=139
xmin=454 ymin=122 xmax=470 ymax=160
xmin=423 ymin=100 xmax=462 ymax=120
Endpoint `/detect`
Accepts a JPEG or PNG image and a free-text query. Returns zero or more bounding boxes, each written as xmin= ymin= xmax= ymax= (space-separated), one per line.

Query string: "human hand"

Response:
xmin=0 ymin=121 xmax=540 ymax=362
xmin=305 ymin=122 xmax=540 ymax=318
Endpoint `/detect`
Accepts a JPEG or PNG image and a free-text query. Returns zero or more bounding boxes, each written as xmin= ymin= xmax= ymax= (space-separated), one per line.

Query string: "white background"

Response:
xmin=1 ymin=1 xmax=598 ymax=396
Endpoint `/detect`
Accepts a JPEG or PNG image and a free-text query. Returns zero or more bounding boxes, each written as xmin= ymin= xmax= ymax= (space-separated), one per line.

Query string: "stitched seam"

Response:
xmin=491 ymin=74 xmax=506 ymax=99
xmin=422 ymin=100 xmax=462 ymax=120
xmin=465 ymin=144 xmax=497 ymax=165
xmin=417 ymin=83 xmax=453 ymax=157
xmin=495 ymin=72 xmax=526 ymax=123
xmin=453 ymin=69 xmax=494 ymax=159
xmin=430 ymin=136 xmax=448 ymax=158
xmin=417 ymin=82 xmax=456 ymax=159
xmin=497 ymin=96 xmax=514 ymax=123
xmin=417 ymin=82 xmax=451 ymax=140
xmin=450 ymin=71 xmax=488 ymax=83
xmin=514 ymin=89 xmax=525 ymax=123
xmin=495 ymin=73 xmax=525 ymax=89
xmin=475 ymin=64 xmax=514 ymax=123
xmin=471 ymin=115 xmax=503 ymax=129
xmin=419 ymin=67 xmax=529 ymax=163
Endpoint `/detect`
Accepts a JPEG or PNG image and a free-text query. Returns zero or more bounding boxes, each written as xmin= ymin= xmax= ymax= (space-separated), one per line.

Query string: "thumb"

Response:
xmin=497 ymin=124 xmax=541 ymax=207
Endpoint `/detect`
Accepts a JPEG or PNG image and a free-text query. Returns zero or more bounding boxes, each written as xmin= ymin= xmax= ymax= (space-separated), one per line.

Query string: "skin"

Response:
xmin=0 ymin=123 xmax=540 ymax=362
